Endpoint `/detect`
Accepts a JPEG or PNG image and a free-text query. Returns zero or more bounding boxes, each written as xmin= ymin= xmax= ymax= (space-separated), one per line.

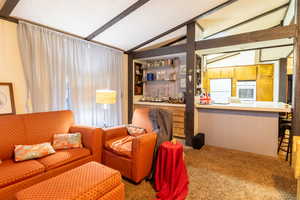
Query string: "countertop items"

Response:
xmin=134 ymin=101 xmax=185 ymax=107
xmin=196 ymin=101 xmax=291 ymax=113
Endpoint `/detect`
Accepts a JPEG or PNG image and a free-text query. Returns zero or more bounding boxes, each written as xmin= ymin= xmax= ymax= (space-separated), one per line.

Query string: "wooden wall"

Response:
xmin=203 ymin=64 xmax=274 ymax=101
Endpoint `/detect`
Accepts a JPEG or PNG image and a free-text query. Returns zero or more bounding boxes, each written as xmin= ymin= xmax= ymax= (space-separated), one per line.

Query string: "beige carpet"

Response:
xmin=125 ymin=145 xmax=297 ymax=200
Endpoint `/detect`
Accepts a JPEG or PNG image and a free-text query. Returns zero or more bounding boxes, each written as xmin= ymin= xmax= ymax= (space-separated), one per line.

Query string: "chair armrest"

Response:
xmin=131 ymin=132 xmax=157 ymax=183
xmin=69 ymin=125 xmax=103 ymax=162
xmin=103 ymin=126 xmax=128 ymax=142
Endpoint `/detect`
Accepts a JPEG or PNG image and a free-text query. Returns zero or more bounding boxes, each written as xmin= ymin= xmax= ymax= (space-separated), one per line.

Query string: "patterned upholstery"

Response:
xmin=53 ymin=133 xmax=83 ymax=150
xmin=98 ymin=184 xmax=125 ymax=200
xmin=105 ymin=136 xmax=133 ymax=158
xmin=103 ymin=108 xmax=157 ymax=183
xmin=16 ymin=162 xmax=124 ymax=200
xmin=0 ymin=115 xmax=27 ymax=160
xmin=0 ymin=110 xmax=103 ymax=200
xmin=38 ymin=148 xmax=91 ymax=170
xmin=0 ymin=160 xmax=45 ymax=188
xmin=22 ymin=110 xmax=74 ymax=145
xmin=14 ymin=143 xmax=56 ymax=162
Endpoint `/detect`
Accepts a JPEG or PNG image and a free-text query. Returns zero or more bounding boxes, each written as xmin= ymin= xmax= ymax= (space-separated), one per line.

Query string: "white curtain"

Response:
xmin=18 ymin=21 xmax=124 ymax=127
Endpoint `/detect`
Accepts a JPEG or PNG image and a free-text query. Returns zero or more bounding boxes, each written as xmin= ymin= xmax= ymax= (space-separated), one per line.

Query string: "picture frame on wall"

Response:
xmin=0 ymin=83 xmax=16 ymax=115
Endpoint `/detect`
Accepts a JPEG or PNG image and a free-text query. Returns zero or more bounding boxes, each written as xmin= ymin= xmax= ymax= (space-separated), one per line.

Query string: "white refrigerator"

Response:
xmin=210 ymin=79 xmax=232 ymax=103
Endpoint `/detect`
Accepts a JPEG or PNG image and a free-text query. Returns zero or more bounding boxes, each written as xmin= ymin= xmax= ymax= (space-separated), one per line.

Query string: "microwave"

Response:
xmin=237 ymin=81 xmax=256 ymax=101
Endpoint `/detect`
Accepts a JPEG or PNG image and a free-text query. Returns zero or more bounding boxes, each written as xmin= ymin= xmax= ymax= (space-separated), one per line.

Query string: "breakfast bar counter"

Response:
xmin=196 ymin=101 xmax=291 ymax=113
xmin=195 ymin=101 xmax=291 ymax=157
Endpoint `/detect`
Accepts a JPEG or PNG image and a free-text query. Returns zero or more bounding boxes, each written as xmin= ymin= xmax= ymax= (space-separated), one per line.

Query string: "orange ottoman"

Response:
xmin=16 ymin=162 xmax=124 ymax=200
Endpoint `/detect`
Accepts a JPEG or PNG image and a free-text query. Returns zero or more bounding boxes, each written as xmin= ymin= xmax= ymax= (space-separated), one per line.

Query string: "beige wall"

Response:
xmin=0 ymin=19 xmax=27 ymax=114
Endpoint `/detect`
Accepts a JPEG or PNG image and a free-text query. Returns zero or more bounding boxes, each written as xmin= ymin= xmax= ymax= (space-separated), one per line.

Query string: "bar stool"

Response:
xmin=278 ymin=115 xmax=292 ymax=163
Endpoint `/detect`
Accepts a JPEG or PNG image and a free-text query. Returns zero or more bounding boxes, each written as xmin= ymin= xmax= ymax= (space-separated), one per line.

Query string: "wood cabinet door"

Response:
xmin=235 ymin=66 xmax=257 ymax=80
xmin=207 ymin=68 xmax=221 ymax=79
xmin=220 ymin=67 xmax=234 ymax=78
xmin=257 ymin=64 xmax=274 ymax=101
xmin=133 ymin=104 xmax=186 ymax=138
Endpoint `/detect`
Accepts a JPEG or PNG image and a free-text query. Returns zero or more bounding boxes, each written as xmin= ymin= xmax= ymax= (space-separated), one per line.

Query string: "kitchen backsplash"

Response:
xmin=142 ymin=56 xmax=186 ymax=99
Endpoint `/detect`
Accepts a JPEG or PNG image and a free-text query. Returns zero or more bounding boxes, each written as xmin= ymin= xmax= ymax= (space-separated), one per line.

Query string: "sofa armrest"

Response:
xmin=69 ymin=125 xmax=103 ymax=162
xmin=103 ymin=126 xmax=128 ymax=142
xmin=131 ymin=133 xmax=157 ymax=183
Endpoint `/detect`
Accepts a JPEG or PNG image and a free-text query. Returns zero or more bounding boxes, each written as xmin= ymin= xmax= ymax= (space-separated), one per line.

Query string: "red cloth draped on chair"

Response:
xmin=154 ymin=141 xmax=189 ymax=200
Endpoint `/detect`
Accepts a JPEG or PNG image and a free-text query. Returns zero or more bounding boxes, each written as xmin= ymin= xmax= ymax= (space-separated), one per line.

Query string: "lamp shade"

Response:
xmin=96 ymin=90 xmax=116 ymax=104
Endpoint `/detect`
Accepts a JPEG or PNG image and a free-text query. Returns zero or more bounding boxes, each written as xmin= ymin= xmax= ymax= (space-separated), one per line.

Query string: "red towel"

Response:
xmin=154 ymin=141 xmax=189 ymax=200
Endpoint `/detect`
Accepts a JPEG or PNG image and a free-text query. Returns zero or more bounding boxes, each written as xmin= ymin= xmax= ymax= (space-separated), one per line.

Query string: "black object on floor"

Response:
xmin=192 ymin=133 xmax=205 ymax=149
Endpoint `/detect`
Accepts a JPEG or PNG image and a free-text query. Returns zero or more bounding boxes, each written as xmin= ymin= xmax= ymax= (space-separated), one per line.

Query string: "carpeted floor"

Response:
xmin=125 ymin=145 xmax=297 ymax=200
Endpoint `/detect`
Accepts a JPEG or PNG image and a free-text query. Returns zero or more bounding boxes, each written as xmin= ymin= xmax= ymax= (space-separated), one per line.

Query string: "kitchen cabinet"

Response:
xmin=234 ymin=66 xmax=257 ymax=80
xmin=203 ymin=64 xmax=274 ymax=101
xmin=257 ymin=64 xmax=273 ymax=101
xmin=207 ymin=68 xmax=221 ymax=79
xmin=220 ymin=67 xmax=234 ymax=78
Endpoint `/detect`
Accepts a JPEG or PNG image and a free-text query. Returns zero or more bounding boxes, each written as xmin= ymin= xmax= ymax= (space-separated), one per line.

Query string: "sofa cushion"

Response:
xmin=22 ymin=110 xmax=74 ymax=145
xmin=126 ymin=124 xmax=146 ymax=136
xmin=53 ymin=133 xmax=83 ymax=150
xmin=38 ymin=148 xmax=91 ymax=170
xmin=0 ymin=159 xmax=45 ymax=188
xmin=105 ymin=136 xmax=133 ymax=158
xmin=14 ymin=142 xmax=56 ymax=162
xmin=0 ymin=115 xmax=27 ymax=160
xmin=16 ymin=162 xmax=122 ymax=200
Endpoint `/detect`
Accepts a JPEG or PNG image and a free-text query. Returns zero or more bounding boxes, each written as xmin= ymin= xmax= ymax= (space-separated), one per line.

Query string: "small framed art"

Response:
xmin=0 ymin=83 xmax=16 ymax=115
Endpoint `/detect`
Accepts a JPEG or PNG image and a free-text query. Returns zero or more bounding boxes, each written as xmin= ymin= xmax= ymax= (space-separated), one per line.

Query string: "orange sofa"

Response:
xmin=103 ymin=108 xmax=157 ymax=183
xmin=0 ymin=110 xmax=103 ymax=200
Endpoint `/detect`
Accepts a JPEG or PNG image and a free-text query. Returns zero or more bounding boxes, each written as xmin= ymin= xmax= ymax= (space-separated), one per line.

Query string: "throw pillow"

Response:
xmin=126 ymin=124 xmax=146 ymax=136
xmin=53 ymin=133 xmax=83 ymax=150
xmin=14 ymin=142 xmax=56 ymax=162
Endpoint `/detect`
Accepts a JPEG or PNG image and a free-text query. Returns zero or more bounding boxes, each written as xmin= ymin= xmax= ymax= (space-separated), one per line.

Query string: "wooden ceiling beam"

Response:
xmin=86 ymin=0 xmax=150 ymax=41
xmin=199 ymin=43 xmax=294 ymax=56
xmin=0 ymin=15 xmax=18 ymax=23
xmin=0 ymin=0 xmax=20 ymax=16
xmin=131 ymin=24 xmax=296 ymax=59
xmin=128 ymin=0 xmax=238 ymax=52
xmin=206 ymin=52 xmax=240 ymax=64
xmin=282 ymin=0 xmax=292 ymax=23
xmin=161 ymin=35 xmax=187 ymax=48
xmin=132 ymin=44 xmax=186 ymax=59
xmin=204 ymin=3 xmax=289 ymax=39
xmin=196 ymin=24 xmax=296 ymax=50
xmin=196 ymin=22 xmax=204 ymax=32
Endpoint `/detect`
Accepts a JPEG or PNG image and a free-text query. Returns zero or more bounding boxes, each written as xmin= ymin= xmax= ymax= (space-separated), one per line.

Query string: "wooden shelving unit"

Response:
xmin=134 ymin=62 xmax=143 ymax=95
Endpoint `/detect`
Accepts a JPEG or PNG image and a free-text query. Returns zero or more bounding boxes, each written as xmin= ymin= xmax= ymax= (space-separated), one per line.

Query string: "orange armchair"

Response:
xmin=102 ymin=108 xmax=157 ymax=183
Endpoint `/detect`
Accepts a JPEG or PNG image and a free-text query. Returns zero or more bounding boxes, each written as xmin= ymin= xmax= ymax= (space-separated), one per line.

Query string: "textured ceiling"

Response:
xmin=11 ymin=0 xmax=139 ymax=38
xmin=7 ymin=0 xmax=293 ymax=51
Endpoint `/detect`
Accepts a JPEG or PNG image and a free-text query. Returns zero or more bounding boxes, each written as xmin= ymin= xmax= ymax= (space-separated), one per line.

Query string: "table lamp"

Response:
xmin=96 ymin=89 xmax=116 ymax=127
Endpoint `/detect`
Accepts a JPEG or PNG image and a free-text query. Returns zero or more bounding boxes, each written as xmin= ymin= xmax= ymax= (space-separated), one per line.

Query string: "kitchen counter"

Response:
xmin=196 ymin=101 xmax=291 ymax=113
xmin=195 ymin=101 xmax=290 ymax=157
xmin=134 ymin=101 xmax=185 ymax=107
